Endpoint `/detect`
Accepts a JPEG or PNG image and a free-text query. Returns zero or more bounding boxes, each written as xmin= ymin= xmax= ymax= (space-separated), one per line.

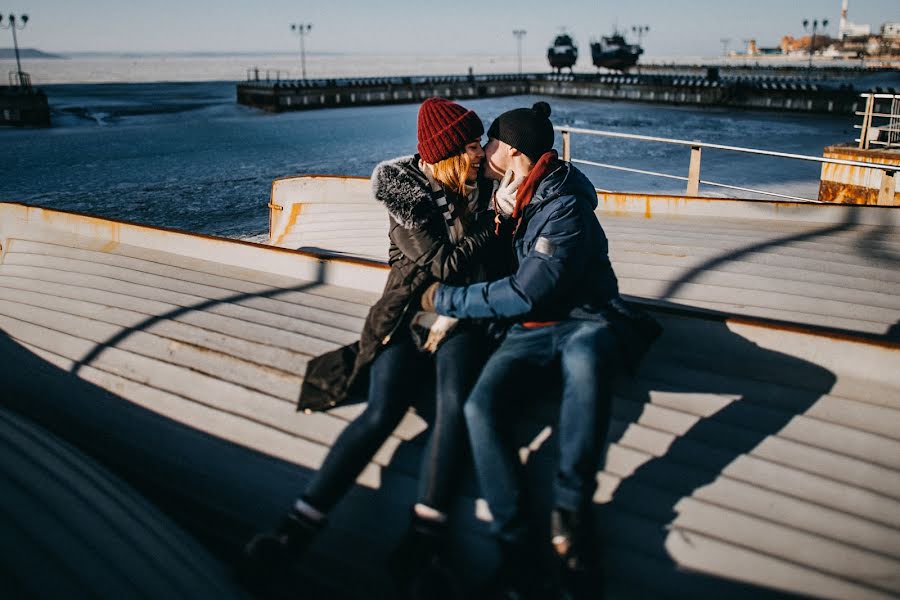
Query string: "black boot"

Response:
xmin=244 ymin=506 xmax=325 ymax=568
xmin=486 ymin=539 xmax=560 ymax=600
xmin=389 ymin=513 xmax=462 ymax=600
xmin=551 ymin=507 xmax=601 ymax=600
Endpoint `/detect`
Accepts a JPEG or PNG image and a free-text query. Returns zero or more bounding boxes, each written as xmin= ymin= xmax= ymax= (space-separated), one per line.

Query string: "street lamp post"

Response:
xmin=512 ymin=29 xmax=526 ymax=75
xmin=1 ymin=13 xmax=30 ymax=87
xmin=631 ymin=25 xmax=649 ymax=74
xmin=631 ymin=25 xmax=649 ymax=46
xmin=802 ymin=18 xmax=829 ymax=69
xmin=720 ymin=37 xmax=731 ymax=57
xmin=290 ymin=23 xmax=312 ymax=81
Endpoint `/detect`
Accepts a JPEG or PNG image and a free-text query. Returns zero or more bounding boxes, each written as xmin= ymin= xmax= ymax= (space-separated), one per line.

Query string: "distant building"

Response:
xmin=882 ymin=23 xmax=900 ymax=39
xmin=780 ymin=35 xmax=835 ymax=55
xmin=838 ymin=0 xmax=872 ymax=39
xmin=745 ymin=39 xmax=782 ymax=56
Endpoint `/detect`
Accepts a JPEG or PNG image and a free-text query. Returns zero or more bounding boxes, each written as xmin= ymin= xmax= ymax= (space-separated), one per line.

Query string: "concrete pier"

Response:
xmin=0 ymin=85 xmax=50 ymax=127
xmin=236 ymin=70 xmax=897 ymax=115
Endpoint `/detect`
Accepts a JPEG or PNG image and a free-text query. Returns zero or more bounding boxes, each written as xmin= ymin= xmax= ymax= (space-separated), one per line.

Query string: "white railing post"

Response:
xmin=686 ymin=145 xmax=702 ymax=196
xmin=562 ymin=129 xmax=571 ymax=162
xmin=877 ymin=170 xmax=896 ymax=206
xmin=859 ymin=94 xmax=875 ymax=150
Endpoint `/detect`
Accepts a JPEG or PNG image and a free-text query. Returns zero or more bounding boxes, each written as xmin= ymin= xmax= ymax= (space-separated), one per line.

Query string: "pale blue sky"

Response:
xmin=3 ymin=0 xmax=897 ymax=57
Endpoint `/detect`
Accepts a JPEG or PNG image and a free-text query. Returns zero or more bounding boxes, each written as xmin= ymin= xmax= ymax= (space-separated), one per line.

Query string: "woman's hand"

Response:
xmin=493 ymin=169 xmax=524 ymax=218
xmin=423 ymin=315 xmax=459 ymax=353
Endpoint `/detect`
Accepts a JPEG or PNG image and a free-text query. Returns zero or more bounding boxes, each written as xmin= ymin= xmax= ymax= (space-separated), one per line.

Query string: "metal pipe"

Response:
xmin=555 ymin=125 xmax=900 ymax=172
xmin=572 ymin=158 xmax=819 ymax=202
xmin=11 ymin=19 xmax=22 ymax=79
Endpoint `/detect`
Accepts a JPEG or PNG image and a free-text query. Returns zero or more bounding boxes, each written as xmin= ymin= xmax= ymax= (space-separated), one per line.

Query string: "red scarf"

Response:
xmin=512 ymin=150 xmax=562 ymax=329
xmin=512 ymin=150 xmax=560 ymax=228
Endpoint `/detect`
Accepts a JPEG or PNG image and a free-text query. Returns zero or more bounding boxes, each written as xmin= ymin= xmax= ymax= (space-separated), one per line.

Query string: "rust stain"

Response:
xmin=824 ymin=145 xmax=900 ymax=164
xmin=818 ymin=180 xmax=897 ymax=205
xmin=644 ymin=197 xmax=652 ymax=219
xmin=99 ymin=222 xmax=121 ymax=253
xmin=729 ymin=314 xmax=900 ymax=352
xmin=274 ymin=203 xmax=303 ymax=247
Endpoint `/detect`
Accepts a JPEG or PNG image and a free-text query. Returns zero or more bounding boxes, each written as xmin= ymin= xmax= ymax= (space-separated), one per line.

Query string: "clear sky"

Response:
xmin=3 ymin=0 xmax=898 ymax=57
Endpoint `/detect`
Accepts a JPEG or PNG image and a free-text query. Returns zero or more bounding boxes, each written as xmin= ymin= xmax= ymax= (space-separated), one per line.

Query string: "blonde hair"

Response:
xmin=429 ymin=152 xmax=472 ymax=196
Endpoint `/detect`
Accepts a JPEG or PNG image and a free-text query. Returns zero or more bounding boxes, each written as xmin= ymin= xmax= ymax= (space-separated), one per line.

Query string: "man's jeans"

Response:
xmin=463 ymin=319 xmax=622 ymax=544
xmin=304 ymin=328 xmax=487 ymax=513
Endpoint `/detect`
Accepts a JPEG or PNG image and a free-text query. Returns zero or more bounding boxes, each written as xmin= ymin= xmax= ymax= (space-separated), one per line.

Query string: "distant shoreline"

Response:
xmin=0 ymin=48 xmax=66 ymax=59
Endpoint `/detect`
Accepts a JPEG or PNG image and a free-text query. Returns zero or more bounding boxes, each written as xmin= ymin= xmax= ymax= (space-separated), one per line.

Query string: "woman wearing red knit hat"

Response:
xmin=247 ymin=97 xmax=508 ymax=593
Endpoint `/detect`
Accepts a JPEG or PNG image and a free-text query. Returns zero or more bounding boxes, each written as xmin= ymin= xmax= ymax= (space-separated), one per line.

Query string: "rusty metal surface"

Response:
xmin=2 ymin=199 xmax=900 ymax=598
xmin=820 ymin=146 xmax=900 ymax=205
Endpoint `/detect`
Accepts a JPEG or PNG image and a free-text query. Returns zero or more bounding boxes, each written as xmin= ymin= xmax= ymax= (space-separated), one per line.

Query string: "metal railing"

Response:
xmin=8 ymin=70 xmax=30 ymax=87
xmin=856 ymin=93 xmax=900 ymax=150
xmin=557 ymin=125 xmax=899 ymax=204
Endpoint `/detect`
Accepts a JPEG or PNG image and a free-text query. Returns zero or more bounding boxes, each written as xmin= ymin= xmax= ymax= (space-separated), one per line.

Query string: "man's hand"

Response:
xmin=420 ymin=282 xmax=439 ymax=311
xmin=493 ymin=169 xmax=525 ymax=218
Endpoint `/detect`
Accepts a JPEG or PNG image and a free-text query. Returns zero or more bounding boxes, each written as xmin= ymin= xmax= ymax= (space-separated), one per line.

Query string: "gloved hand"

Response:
xmin=492 ymin=169 xmax=525 ymax=218
xmin=420 ymin=281 xmax=440 ymax=311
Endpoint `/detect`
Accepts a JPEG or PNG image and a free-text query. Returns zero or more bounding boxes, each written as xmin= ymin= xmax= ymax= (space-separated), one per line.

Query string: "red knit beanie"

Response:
xmin=417 ymin=97 xmax=484 ymax=164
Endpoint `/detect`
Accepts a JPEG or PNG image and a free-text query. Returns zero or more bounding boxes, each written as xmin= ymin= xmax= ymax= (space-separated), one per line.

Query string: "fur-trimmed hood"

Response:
xmin=371 ymin=155 xmax=434 ymax=229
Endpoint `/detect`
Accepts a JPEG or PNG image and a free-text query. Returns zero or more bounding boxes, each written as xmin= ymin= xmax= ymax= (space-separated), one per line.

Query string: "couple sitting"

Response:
xmin=247 ymin=97 xmax=660 ymax=598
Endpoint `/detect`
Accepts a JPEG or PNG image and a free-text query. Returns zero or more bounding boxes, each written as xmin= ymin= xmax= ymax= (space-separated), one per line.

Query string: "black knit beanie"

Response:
xmin=486 ymin=101 xmax=554 ymax=161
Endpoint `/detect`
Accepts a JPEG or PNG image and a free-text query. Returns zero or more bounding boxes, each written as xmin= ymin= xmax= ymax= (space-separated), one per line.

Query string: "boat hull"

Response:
xmin=591 ymin=45 xmax=643 ymax=71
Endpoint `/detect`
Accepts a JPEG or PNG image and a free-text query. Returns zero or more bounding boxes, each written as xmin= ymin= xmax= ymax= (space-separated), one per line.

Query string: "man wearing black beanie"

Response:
xmin=420 ymin=102 xmax=660 ymax=598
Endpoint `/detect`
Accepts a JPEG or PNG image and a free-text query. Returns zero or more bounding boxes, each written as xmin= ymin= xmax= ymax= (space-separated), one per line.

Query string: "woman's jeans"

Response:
xmin=463 ymin=320 xmax=622 ymax=545
xmin=303 ymin=328 xmax=487 ymax=514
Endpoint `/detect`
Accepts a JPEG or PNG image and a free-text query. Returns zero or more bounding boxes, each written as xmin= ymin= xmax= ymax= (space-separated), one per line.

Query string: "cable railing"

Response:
xmin=557 ymin=125 xmax=900 ymax=204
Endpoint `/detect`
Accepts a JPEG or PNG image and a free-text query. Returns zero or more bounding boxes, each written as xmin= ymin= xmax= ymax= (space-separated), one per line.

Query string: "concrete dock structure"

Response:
xmin=237 ymin=68 xmax=898 ymax=115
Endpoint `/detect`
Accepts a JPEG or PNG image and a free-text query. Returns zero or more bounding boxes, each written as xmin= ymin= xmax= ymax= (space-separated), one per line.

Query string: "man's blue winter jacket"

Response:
xmin=434 ymin=162 xmax=621 ymax=323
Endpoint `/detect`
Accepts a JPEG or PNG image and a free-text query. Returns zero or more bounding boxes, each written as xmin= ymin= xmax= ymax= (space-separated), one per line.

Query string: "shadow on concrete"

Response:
xmin=1 ymin=323 xmax=468 ymax=599
xmin=659 ymin=205 xmax=862 ymax=302
xmin=71 ymin=260 xmax=329 ymax=377
xmin=510 ymin=313 xmax=837 ymax=599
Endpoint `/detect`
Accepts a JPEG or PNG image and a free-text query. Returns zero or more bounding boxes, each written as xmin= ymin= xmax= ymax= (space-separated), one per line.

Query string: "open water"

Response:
xmin=1 ymin=79 xmax=855 ymax=241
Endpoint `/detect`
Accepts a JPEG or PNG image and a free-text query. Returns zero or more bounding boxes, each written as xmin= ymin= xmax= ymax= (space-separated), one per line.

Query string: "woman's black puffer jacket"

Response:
xmin=297 ymin=154 xmax=505 ymax=412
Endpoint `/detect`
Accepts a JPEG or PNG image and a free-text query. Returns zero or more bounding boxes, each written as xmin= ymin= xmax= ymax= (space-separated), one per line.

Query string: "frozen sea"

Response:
xmin=1 ymin=54 xmax=857 ymax=241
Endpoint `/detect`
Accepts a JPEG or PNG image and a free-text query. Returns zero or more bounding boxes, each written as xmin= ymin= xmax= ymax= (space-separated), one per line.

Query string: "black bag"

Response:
xmin=296 ymin=341 xmax=362 ymax=413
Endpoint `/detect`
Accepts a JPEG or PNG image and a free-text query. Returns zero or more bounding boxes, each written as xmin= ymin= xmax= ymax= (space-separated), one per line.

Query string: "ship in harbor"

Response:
xmin=547 ymin=33 xmax=578 ymax=72
xmin=591 ymin=30 xmax=644 ymax=71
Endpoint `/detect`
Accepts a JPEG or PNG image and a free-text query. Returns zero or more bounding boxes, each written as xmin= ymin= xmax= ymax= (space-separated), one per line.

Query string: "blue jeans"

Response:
xmin=463 ymin=320 xmax=622 ymax=544
xmin=304 ymin=328 xmax=487 ymax=513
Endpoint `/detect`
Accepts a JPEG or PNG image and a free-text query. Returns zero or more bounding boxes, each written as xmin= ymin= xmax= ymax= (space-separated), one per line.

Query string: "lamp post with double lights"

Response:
xmin=513 ymin=29 xmax=526 ymax=75
xmin=290 ymin=23 xmax=312 ymax=80
xmin=631 ymin=25 xmax=649 ymax=46
xmin=1 ymin=13 xmax=29 ymax=86
xmin=802 ymin=18 xmax=829 ymax=69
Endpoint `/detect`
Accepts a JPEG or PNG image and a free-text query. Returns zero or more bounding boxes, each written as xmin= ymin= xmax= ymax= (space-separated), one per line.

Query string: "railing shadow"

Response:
xmin=599 ymin=316 xmax=838 ymax=598
xmin=0 ymin=323 xmax=457 ymax=598
xmin=507 ymin=314 xmax=839 ymax=598
xmin=659 ymin=205 xmax=862 ymax=302
xmin=856 ymin=208 xmax=900 ymax=276
xmin=71 ymin=260 xmax=328 ymax=377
